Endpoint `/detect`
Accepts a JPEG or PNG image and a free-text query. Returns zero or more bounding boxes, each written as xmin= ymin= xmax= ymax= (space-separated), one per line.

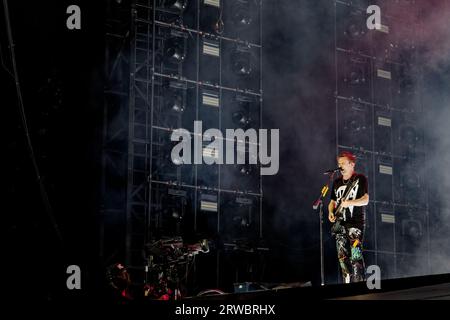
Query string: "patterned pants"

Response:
xmin=334 ymin=224 xmax=365 ymax=283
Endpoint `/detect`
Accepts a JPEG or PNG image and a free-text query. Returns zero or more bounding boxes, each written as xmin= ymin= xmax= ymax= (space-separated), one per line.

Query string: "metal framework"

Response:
xmin=100 ymin=0 xmax=132 ymax=266
xmin=334 ymin=0 xmax=430 ymax=280
xmin=102 ymin=0 xmax=264 ymax=290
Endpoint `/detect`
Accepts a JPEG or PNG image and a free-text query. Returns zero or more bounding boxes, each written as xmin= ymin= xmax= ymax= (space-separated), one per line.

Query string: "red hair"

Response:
xmin=337 ymin=151 xmax=356 ymax=164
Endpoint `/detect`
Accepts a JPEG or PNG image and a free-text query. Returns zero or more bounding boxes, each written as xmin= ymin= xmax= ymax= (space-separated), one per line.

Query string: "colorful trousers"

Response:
xmin=333 ymin=223 xmax=365 ymax=283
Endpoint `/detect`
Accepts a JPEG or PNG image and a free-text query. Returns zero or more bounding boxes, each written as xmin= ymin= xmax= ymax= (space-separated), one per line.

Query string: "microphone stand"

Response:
xmin=312 ymin=171 xmax=336 ymax=286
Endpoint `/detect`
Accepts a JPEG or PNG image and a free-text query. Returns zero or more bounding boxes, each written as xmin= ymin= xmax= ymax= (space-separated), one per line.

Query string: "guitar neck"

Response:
xmin=334 ymin=179 xmax=358 ymax=218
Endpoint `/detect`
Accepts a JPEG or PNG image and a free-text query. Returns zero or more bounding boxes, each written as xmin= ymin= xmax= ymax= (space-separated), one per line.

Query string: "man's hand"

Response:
xmin=328 ymin=212 xmax=336 ymax=223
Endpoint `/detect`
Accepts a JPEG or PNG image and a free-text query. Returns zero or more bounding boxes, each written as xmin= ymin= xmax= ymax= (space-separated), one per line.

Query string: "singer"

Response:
xmin=328 ymin=151 xmax=369 ymax=283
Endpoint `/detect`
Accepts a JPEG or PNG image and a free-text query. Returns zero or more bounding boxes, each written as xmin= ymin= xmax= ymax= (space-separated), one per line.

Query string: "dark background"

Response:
xmin=3 ymin=0 xmax=104 ymax=300
xmin=3 ymin=0 xmax=450 ymax=301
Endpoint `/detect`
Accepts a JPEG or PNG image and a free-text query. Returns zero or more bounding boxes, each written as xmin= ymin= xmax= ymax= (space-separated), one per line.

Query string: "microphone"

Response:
xmin=323 ymin=167 xmax=342 ymax=175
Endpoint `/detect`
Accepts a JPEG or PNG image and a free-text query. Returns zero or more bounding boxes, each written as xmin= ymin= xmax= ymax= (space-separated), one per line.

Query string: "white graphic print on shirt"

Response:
xmin=335 ymin=180 xmax=359 ymax=221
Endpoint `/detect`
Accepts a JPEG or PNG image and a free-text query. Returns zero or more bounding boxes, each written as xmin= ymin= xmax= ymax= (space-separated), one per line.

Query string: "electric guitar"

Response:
xmin=333 ymin=177 xmax=359 ymax=222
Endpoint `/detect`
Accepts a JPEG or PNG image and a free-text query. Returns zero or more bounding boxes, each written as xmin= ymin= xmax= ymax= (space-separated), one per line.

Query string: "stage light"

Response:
xmin=231 ymin=48 xmax=252 ymax=76
xmin=231 ymin=198 xmax=252 ymax=233
xmin=348 ymin=66 xmax=366 ymax=85
xmin=166 ymin=190 xmax=187 ymax=219
xmin=232 ymin=96 xmax=254 ymax=129
xmin=238 ymin=164 xmax=253 ymax=175
xmin=171 ymin=209 xmax=181 ymax=219
xmin=164 ymin=0 xmax=188 ymax=11
xmin=401 ymin=170 xmax=419 ymax=190
xmin=342 ymin=57 xmax=369 ymax=88
xmin=353 ymin=152 xmax=370 ymax=179
xmin=164 ymin=37 xmax=185 ymax=63
xmin=402 ymin=216 xmax=422 ymax=241
xmin=397 ymin=124 xmax=419 ymax=157
xmin=233 ymin=215 xmax=250 ymax=228
xmin=400 ymin=125 xmax=418 ymax=147
xmin=344 ymin=110 xmax=366 ymax=133
xmin=232 ymin=0 xmax=252 ymax=27
xmin=398 ymin=75 xmax=414 ymax=96
xmin=349 ymin=118 xmax=363 ymax=132
xmin=339 ymin=102 xmax=370 ymax=149
xmin=345 ymin=21 xmax=365 ymax=40
xmin=406 ymin=223 xmax=421 ymax=239
xmin=232 ymin=110 xmax=251 ymax=128
xmin=164 ymin=91 xmax=185 ymax=113
xmin=395 ymin=64 xmax=415 ymax=96
xmin=404 ymin=172 xmax=418 ymax=186
xmin=397 ymin=164 xmax=420 ymax=204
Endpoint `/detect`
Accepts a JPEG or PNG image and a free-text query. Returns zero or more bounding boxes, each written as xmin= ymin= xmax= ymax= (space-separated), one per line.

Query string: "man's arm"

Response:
xmin=341 ymin=193 xmax=369 ymax=208
xmin=328 ymin=199 xmax=336 ymax=222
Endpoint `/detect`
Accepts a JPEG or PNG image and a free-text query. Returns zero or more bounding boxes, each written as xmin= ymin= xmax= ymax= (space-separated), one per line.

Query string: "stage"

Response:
xmin=189 ymin=273 xmax=450 ymax=301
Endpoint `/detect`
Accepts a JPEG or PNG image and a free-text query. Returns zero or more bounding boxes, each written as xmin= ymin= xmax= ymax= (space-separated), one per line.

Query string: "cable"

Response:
xmin=215 ymin=7 xmax=224 ymax=35
xmin=0 ymin=41 xmax=14 ymax=78
xmin=3 ymin=0 xmax=63 ymax=245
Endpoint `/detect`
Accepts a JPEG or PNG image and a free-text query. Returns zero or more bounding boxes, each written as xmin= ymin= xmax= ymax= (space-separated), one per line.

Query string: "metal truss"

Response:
xmin=100 ymin=0 xmax=266 ymax=287
xmin=333 ymin=0 xmax=430 ymax=278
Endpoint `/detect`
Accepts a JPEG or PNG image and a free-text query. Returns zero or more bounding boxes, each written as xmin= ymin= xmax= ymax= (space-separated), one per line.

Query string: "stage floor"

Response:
xmin=190 ymin=273 xmax=450 ymax=301
xmin=332 ymin=282 xmax=450 ymax=300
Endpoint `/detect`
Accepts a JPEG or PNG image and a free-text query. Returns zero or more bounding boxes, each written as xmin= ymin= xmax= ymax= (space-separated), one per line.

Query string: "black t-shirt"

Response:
xmin=330 ymin=173 xmax=368 ymax=229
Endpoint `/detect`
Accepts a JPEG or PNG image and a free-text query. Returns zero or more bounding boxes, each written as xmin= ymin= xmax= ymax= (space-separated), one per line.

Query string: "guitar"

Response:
xmin=332 ymin=177 xmax=359 ymax=222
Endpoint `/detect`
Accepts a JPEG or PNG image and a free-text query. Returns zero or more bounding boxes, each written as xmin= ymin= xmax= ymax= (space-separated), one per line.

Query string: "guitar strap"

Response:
xmin=338 ymin=174 xmax=358 ymax=221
